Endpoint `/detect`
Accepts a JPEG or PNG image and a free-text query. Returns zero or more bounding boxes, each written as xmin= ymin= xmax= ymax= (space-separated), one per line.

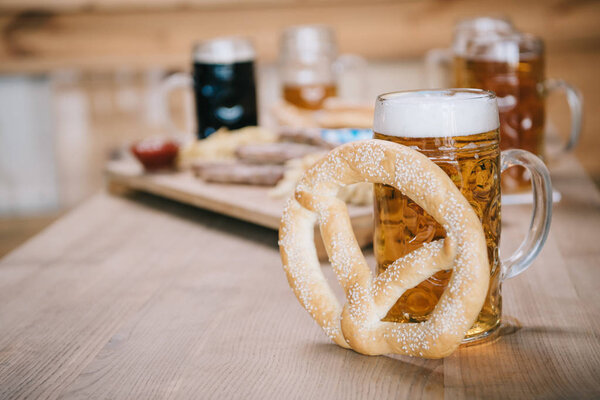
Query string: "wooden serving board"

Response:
xmin=105 ymin=160 xmax=374 ymax=257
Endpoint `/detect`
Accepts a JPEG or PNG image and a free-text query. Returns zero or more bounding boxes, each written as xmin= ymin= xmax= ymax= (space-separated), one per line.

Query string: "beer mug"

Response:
xmin=162 ymin=37 xmax=258 ymax=139
xmin=373 ymin=89 xmax=553 ymax=343
xmin=425 ymin=16 xmax=515 ymax=88
xmin=457 ymin=32 xmax=583 ymax=191
xmin=279 ymin=25 xmax=366 ymax=110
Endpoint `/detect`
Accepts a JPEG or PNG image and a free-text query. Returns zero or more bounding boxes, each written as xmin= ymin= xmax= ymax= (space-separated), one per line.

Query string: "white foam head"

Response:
xmin=453 ymin=17 xmax=515 ymax=56
xmin=462 ymin=32 xmax=541 ymax=64
xmin=194 ymin=37 xmax=255 ymax=64
xmin=373 ymin=89 xmax=499 ymax=138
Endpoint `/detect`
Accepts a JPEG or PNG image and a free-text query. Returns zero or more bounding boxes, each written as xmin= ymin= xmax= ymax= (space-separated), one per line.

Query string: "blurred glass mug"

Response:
xmin=162 ymin=37 xmax=258 ymax=139
xmin=279 ymin=25 xmax=366 ymax=110
xmin=373 ymin=89 xmax=553 ymax=343
xmin=456 ymin=33 xmax=583 ymax=191
xmin=425 ymin=16 xmax=515 ymax=89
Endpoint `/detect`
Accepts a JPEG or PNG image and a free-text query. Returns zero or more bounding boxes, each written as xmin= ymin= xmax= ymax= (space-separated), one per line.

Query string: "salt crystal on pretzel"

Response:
xmin=279 ymin=139 xmax=489 ymax=358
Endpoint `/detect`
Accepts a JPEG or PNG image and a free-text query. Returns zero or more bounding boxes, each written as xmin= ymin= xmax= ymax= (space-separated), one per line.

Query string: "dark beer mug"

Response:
xmin=162 ymin=37 xmax=258 ymax=139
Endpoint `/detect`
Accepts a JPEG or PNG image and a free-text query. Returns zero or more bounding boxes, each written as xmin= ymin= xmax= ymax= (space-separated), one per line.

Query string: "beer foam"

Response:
xmin=194 ymin=37 xmax=255 ymax=64
xmin=373 ymin=90 xmax=499 ymax=138
xmin=452 ymin=17 xmax=515 ymax=55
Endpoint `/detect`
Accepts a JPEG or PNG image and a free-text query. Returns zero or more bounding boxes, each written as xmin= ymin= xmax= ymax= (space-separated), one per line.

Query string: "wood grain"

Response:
xmin=0 ymin=0 xmax=394 ymax=13
xmin=1 ymin=0 xmax=599 ymax=73
xmin=0 ymin=215 xmax=58 ymax=258
xmin=0 ymin=151 xmax=599 ymax=399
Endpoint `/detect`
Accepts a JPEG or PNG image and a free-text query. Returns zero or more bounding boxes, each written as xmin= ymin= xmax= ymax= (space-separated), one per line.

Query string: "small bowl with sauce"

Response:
xmin=131 ymin=138 xmax=180 ymax=171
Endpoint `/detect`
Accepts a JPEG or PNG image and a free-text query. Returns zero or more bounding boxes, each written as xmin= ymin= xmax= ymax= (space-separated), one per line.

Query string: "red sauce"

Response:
xmin=131 ymin=139 xmax=179 ymax=171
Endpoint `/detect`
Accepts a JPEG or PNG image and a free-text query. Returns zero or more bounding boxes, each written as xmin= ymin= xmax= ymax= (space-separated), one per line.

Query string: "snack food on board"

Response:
xmin=193 ymin=162 xmax=285 ymax=186
xmin=269 ymin=152 xmax=373 ymax=206
xmin=277 ymin=127 xmax=335 ymax=148
xmin=235 ymin=142 xmax=324 ymax=165
xmin=178 ymin=126 xmax=277 ymax=168
xmin=278 ymin=140 xmax=489 ymax=358
xmin=131 ymin=138 xmax=180 ymax=171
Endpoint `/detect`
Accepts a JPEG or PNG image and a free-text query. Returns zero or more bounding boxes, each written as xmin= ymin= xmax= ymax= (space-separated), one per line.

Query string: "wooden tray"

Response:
xmin=105 ymin=160 xmax=374 ymax=258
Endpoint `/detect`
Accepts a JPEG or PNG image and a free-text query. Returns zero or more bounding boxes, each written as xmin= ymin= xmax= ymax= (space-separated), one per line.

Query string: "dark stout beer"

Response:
xmin=192 ymin=38 xmax=258 ymax=138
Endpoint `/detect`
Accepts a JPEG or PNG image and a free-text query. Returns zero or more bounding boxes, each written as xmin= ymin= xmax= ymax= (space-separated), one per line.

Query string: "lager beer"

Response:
xmin=425 ymin=16 xmax=514 ymax=90
xmin=373 ymin=89 xmax=553 ymax=342
xmin=282 ymin=83 xmax=337 ymax=110
xmin=454 ymin=35 xmax=545 ymax=190
xmin=454 ymin=33 xmax=583 ymax=191
xmin=279 ymin=25 xmax=338 ymax=110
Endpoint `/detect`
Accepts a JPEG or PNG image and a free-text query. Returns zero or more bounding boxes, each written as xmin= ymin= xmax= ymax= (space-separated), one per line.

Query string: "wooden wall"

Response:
xmin=0 ymin=0 xmax=599 ymax=73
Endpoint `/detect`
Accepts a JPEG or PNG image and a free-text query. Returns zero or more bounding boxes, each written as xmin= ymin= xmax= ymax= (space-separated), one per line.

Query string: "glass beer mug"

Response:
xmin=373 ymin=89 xmax=553 ymax=343
xmin=425 ymin=16 xmax=515 ymax=89
xmin=162 ymin=37 xmax=258 ymax=139
xmin=279 ymin=25 xmax=366 ymax=109
xmin=456 ymin=32 xmax=583 ymax=191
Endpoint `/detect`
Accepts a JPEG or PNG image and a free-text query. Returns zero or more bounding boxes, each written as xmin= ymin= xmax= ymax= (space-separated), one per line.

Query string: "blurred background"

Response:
xmin=1 ymin=0 xmax=599 ymax=257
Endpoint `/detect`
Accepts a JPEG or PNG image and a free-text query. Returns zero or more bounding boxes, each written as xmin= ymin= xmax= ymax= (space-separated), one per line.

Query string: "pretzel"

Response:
xmin=279 ymin=140 xmax=489 ymax=358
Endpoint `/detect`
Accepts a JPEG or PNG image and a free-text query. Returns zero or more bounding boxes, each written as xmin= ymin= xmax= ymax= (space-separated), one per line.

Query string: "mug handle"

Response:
xmin=160 ymin=72 xmax=195 ymax=139
xmin=424 ymin=48 xmax=452 ymax=88
xmin=334 ymin=54 xmax=368 ymax=102
xmin=500 ymin=149 xmax=553 ymax=280
xmin=543 ymin=78 xmax=584 ymax=156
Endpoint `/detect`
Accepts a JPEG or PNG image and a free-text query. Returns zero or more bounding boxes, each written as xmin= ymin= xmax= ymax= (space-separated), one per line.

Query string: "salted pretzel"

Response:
xmin=279 ymin=140 xmax=489 ymax=358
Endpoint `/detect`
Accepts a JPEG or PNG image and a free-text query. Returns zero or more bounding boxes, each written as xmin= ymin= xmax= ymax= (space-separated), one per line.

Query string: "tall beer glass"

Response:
xmin=426 ymin=16 xmax=515 ymax=88
xmin=279 ymin=25 xmax=337 ymax=110
xmin=456 ymin=33 xmax=583 ymax=191
xmin=373 ymin=89 xmax=553 ymax=342
xmin=279 ymin=25 xmax=366 ymax=110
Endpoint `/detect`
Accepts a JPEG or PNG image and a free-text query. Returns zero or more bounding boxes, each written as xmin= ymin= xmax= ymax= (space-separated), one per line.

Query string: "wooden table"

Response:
xmin=1 ymin=154 xmax=599 ymax=399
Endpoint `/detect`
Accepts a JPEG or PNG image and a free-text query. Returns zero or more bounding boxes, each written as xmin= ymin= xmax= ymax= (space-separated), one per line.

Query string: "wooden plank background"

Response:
xmin=0 ymin=0 xmax=599 ymax=73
